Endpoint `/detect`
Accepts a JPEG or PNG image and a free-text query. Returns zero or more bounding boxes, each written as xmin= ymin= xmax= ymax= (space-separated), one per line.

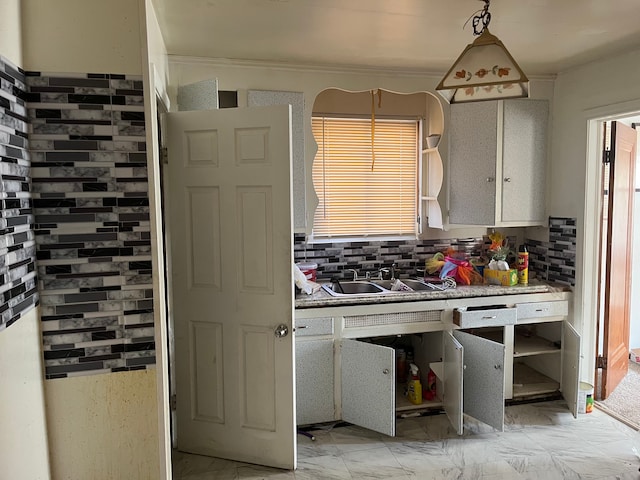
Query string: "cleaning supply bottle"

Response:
xmin=517 ymin=244 xmax=529 ymax=285
xmin=424 ymin=368 xmax=437 ymax=401
xmin=406 ymin=363 xmax=422 ymax=405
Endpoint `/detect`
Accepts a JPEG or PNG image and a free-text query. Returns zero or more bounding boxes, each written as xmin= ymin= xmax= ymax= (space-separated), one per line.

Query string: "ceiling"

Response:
xmin=150 ymin=0 xmax=640 ymax=76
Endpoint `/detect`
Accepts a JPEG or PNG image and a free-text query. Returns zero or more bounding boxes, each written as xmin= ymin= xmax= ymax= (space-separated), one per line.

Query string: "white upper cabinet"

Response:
xmin=448 ymin=99 xmax=549 ymax=227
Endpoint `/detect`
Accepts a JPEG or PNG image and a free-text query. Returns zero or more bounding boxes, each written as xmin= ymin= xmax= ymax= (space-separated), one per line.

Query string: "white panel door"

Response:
xmin=166 ymin=105 xmax=295 ymax=469
xmin=341 ymin=339 xmax=396 ymax=436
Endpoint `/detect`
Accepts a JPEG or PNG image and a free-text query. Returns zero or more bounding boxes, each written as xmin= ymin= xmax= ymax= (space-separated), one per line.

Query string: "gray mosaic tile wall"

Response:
xmin=294 ymin=234 xmax=489 ymax=281
xmin=26 ymin=71 xmax=154 ymax=378
xmin=0 ymin=55 xmax=39 ymax=332
xmin=526 ymin=217 xmax=577 ymax=286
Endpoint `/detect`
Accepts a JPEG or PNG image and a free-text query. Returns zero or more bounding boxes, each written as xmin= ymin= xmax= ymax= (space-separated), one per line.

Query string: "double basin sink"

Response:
xmin=322 ymin=278 xmax=449 ymax=297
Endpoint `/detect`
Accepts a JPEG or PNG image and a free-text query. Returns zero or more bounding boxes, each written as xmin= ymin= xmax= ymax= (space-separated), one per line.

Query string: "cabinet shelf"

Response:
xmin=512 ymin=363 xmax=559 ymax=397
xmin=395 ymin=387 xmax=442 ymax=412
xmin=513 ymin=333 xmax=560 ymax=357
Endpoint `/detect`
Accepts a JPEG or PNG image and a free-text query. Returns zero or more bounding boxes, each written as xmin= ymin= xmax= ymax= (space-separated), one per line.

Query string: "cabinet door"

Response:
xmin=454 ymin=330 xmax=505 ymax=432
xmin=444 ymin=332 xmax=464 ymax=435
xmin=341 ymin=339 xmax=395 ymax=436
xmin=296 ymin=339 xmax=335 ymax=425
xmin=561 ymin=322 xmax=581 ymax=417
xmin=501 ymin=99 xmax=548 ymax=223
xmin=449 ymin=102 xmax=499 ymax=225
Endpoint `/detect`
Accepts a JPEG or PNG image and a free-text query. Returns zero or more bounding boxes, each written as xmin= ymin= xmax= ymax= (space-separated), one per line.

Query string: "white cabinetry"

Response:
xmin=448 ymin=99 xmax=548 ymax=226
xmin=295 ymin=317 xmax=335 ymax=426
xmin=294 ymin=292 xmax=577 ymax=436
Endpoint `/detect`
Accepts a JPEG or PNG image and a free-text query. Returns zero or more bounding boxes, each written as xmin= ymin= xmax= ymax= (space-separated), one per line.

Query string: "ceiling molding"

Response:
xmin=168 ymin=55 xmax=557 ymax=81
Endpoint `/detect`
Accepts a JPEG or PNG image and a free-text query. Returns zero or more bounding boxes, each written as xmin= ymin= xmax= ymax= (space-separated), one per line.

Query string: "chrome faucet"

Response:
xmin=347 ymin=268 xmax=359 ymax=281
xmin=379 ymin=263 xmax=397 ymax=281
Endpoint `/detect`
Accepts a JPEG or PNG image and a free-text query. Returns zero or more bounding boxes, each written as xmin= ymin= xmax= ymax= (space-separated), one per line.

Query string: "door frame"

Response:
xmin=583 ymin=100 xmax=640 ymax=393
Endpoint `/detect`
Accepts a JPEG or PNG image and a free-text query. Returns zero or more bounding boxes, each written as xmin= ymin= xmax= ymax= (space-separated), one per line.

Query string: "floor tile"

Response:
xmin=172 ymin=401 xmax=640 ymax=479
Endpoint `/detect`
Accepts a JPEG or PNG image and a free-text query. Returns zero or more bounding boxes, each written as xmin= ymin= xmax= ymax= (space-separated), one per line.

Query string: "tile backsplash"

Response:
xmin=294 ymin=234 xmax=488 ymax=280
xmin=0 ymin=55 xmax=39 ymax=332
xmin=295 ymin=217 xmax=577 ymax=286
xmin=526 ymin=217 xmax=577 ymax=286
xmin=26 ymin=71 xmax=154 ymax=378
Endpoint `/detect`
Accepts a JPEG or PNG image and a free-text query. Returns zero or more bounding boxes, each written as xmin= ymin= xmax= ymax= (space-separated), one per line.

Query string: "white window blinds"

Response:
xmin=311 ymin=116 xmax=419 ymax=239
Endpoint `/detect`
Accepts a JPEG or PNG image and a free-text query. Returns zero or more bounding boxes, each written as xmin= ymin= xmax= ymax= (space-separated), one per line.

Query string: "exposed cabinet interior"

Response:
xmin=294 ymin=294 xmax=579 ymax=437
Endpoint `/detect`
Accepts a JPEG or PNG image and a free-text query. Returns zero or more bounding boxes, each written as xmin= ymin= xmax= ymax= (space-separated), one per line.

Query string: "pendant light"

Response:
xmin=436 ymin=0 xmax=529 ymax=104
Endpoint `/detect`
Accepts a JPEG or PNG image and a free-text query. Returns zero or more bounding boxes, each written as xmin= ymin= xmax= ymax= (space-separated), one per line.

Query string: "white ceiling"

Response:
xmin=150 ymin=0 xmax=640 ymax=76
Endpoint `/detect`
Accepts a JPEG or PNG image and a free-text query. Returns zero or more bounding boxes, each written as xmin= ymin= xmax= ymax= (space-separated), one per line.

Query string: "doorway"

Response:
xmin=593 ymin=116 xmax=639 ymax=426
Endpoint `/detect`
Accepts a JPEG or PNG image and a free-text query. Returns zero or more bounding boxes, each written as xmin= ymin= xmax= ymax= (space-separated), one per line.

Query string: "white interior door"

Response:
xmin=341 ymin=339 xmax=396 ymax=436
xmin=166 ymin=105 xmax=295 ymax=469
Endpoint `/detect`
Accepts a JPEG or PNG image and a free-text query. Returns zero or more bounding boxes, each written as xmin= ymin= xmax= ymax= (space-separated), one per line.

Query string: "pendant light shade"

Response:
xmin=436 ymin=3 xmax=529 ymax=103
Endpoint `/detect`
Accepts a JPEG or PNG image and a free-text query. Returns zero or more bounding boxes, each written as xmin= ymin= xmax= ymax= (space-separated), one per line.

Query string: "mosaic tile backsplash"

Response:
xmin=26 ymin=71 xmax=154 ymax=378
xmin=0 ymin=56 xmax=39 ymax=332
xmin=294 ymin=235 xmax=490 ymax=281
xmin=294 ymin=217 xmax=577 ymax=286
xmin=526 ymin=217 xmax=577 ymax=286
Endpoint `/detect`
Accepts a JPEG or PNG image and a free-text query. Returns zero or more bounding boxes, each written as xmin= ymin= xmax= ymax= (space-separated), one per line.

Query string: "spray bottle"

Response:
xmin=407 ymin=363 xmax=422 ymax=405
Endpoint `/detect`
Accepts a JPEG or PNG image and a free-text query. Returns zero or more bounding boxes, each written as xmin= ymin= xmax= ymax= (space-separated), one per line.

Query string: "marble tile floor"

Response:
xmin=172 ymin=401 xmax=640 ymax=479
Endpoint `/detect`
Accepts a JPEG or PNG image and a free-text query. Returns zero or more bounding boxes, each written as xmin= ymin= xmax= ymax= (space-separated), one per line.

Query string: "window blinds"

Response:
xmin=311 ymin=116 xmax=419 ymax=238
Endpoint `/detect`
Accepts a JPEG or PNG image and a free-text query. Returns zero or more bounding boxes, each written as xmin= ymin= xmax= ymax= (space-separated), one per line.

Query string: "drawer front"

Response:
xmin=454 ymin=307 xmax=517 ymax=328
xmin=516 ymin=301 xmax=568 ymax=320
xmin=295 ymin=316 xmax=333 ymax=337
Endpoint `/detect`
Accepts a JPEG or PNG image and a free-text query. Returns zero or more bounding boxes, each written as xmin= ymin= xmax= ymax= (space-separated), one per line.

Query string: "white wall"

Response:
xmin=45 ymin=370 xmax=160 ymax=480
xmin=20 ymin=2 xmax=164 ymax=478
xmin=0 ymin=309 xmax=51 ymax=480
xmin=169 ymin=58 xmax=555 ymax=235
xmin=0 ymin=3 xmax=49 ymax=478
xmin=0 ymin=0 xmax=22 ymax=66
xmin=140 ymin=0 xmax=172 ymax=478
xmin=21 ymin=0 xmax=143 ymax=74
xmin=550 ymin=47 xmax=640 ymax=380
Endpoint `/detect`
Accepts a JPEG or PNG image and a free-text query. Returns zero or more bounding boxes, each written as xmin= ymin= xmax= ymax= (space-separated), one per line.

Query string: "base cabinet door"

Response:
xmin=562 ymin=322 xmax=581 ymax=417
xmin=296 ymin=339 xmax=335 ymax=425
xmin=443 ymin=332 xmax=464 ymax=435
xmin=454 ymin=330 xmax=506 ymax=432
xmin=340 ymin=339 xmax=396 ymax=436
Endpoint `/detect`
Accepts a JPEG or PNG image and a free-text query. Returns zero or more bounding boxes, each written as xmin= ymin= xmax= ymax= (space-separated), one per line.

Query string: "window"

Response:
xmin=311 ymin=116 xmax=420 ymax=240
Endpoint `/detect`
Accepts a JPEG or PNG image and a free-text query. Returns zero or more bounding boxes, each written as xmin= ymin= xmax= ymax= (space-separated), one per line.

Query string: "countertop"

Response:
xmin=295 ymin=279 xmax=570 ymax=309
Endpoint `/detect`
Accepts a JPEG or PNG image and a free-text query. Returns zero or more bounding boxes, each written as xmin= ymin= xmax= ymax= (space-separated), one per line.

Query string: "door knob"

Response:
xmin=274 ymin=324 xmax=289 ymax=338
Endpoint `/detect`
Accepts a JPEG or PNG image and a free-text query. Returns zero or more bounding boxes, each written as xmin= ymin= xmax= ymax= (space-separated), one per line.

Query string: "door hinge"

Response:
xmin=597 ymin=355 xmax=607 ymax=369
xmin=603 ymin=149 xmax=611 ymax=165
xmin=170 ymin=393 xmax=176 ymax=410
xmin=161 ymin=146 xmax=169 ymax=165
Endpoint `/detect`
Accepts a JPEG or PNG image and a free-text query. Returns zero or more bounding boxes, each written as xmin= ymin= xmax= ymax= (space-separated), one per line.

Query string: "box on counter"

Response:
xmin=630 ymin=348 xmax=640 ymax=364
xmin=484 ymin=268 xmax=518 ymax=286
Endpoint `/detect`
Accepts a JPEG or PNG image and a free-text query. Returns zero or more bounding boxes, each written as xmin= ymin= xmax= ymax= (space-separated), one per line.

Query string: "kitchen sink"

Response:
xmin=370 ymin=279 xmax=439 ymax=291
xmin=321 ymin=281 xmax=387 ymax=297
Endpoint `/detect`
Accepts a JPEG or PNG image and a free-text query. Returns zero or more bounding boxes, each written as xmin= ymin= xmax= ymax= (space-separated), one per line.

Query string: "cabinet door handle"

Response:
xmin=494 ymin=364 xmax=502 ymax=370
xmin=482 ymin=315 xmax=497 ymax=319
xmin=504 ymin=177 xmax=512 ymax=182
xmin=383 ymin=368 xmax=390 ymax=375
xmin=296 ymin=325 xmax=309 ymax=330
xmin=486 ymin=177 xmax=495 ymax=183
